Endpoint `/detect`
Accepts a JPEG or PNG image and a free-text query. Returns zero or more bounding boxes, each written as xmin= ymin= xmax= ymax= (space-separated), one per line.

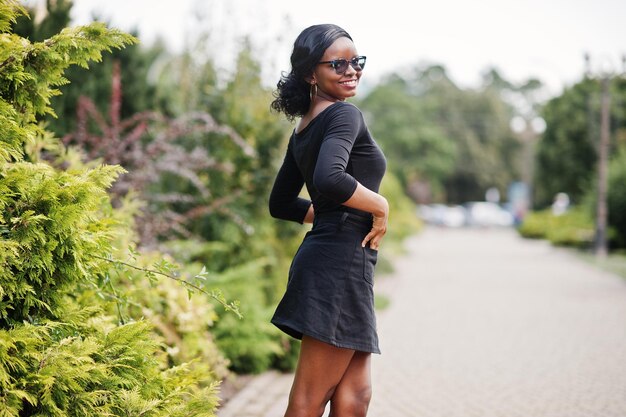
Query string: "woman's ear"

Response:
xmin=305 ymin=74 xmax=316 ymax=85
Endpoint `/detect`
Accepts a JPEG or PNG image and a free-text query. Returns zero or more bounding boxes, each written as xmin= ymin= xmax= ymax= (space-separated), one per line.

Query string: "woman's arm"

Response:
xmin=269 ymin=142 xmax=311 ymax=224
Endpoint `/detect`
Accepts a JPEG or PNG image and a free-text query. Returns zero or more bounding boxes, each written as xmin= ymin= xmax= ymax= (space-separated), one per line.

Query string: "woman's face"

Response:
xmin=312 ymin=37 xmax=362 ymax=101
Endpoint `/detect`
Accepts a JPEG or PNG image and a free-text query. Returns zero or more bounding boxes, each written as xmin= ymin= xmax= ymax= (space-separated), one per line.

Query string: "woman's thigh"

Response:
xmin=329 ymin=351 xmax=372 ymax=416
xmin=285 ymin=336 xmax=356 ymax=416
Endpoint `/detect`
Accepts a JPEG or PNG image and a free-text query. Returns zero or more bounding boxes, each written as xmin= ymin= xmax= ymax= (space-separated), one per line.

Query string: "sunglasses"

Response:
xmin=317 ymin=56 xmax=367 ymax=74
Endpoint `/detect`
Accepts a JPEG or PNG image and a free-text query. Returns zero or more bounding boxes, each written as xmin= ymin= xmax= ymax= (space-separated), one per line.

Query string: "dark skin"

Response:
xmin=285 ymin=36 xmax=388 ymax=417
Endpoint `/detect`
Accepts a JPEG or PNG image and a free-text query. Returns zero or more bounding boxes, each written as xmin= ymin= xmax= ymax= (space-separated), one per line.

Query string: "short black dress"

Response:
xmin=268 ymin=102 xmax=386 ymax=354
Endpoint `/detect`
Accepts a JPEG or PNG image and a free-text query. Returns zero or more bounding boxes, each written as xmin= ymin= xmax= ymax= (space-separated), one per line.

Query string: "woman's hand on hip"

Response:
xmin=362 ymin=197 xmax=388 ymax=250
xmin=340 ymin=183 xmax=389 ymax=250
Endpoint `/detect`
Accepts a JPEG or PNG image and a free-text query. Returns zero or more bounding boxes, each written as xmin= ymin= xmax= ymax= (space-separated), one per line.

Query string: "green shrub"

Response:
xmin=0 ymin=160 xmax=221 ymax=417
xmin=518 ymin=208 xmax=595 ymax=248
xmin=522 ymin=143 xmax=626 ymax=250
xmin=547 ymin=209 xmax=595 ymax=247
xmin=0 ymin=3 xmax=223 ymax=415
xmin=212 ymin=307 xmax=282 ymax=374
xmin=270 ymin=337 xmax=301 ymax=372
xmin=380 ymin=172 xmax=423 ymax=253
xmin=517 ymin=210 xmax=552 ymax=239
xmin=204 ymin=258 xmax=285 ymax=374
xmin=112 ymin=253 xmax=231 ymax=381
xmin=162 ymin=226 xmax=305 ymax=374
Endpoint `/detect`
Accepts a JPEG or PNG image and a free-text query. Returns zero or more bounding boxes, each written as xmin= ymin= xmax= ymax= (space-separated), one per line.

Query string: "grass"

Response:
xmin=573 ymin=249 xmax=626 ymax=279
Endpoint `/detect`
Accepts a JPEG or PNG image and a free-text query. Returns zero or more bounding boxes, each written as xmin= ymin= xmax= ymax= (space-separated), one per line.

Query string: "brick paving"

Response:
xmin=217 ymin=227 xmax=626 ymax=417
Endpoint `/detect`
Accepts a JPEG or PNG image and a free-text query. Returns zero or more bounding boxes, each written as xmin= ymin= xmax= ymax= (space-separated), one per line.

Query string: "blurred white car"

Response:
xmin=441 ymin=205 xmax=467 ymax=227
xmin=463 ymin=202 xmax=514 ymax=227
xmin=418 ymin=204 xmax=467 ymax=227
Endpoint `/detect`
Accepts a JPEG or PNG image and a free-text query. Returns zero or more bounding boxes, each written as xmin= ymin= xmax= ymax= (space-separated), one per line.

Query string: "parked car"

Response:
xmin=417 ymin=204 xmax=467 ymax=228
xmin=440 ymin=205 xmax=467 ymax=227
xmin=463 ymin=202 xmax=514 ymax=227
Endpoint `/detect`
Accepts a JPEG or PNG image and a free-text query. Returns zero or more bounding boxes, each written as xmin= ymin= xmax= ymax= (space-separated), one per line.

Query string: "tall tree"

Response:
xmin=533 ymin=74 xmax=626 ymax=248
xmin=532 ymin=77 xmax=626 ymax=207
xmin=12 ymin=0 xmax=162 ymax=137
xmin=12 ymin=0 xmax=72 ymax=41
xmin=359 ymin=72 xmax=456 ymax=203
xmin=359 ymin=64 xmax=521 ymax=204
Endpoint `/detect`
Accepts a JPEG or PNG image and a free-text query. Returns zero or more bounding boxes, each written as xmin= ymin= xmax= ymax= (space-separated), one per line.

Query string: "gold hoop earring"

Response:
xmin=310 ymin=83 xmax=318 ymax=102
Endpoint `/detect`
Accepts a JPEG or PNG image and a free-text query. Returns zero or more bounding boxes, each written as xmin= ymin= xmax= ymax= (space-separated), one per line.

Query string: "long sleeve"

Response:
xmin=312 ymin=104 xmax=362 ymax=203
xmin=269 ymin=142 xmax=312 ymax=223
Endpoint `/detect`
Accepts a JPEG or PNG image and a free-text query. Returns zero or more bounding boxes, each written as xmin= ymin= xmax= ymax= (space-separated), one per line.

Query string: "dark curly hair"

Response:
xmin=270 ymin=24 xmax=352 ymax=121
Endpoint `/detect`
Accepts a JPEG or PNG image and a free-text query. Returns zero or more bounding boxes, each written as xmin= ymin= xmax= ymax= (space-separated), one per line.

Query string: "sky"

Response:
xmin=64 ymin=0 xmax=626 ymax=98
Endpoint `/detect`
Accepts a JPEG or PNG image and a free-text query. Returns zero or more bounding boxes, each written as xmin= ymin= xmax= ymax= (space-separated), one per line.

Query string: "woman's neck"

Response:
xmin=315 ymin=89 xmax=344 ymax=103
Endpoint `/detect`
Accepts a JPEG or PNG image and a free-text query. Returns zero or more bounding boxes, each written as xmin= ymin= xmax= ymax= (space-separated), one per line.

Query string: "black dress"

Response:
xmin=269 ymin=101 xmax=386 ymax=354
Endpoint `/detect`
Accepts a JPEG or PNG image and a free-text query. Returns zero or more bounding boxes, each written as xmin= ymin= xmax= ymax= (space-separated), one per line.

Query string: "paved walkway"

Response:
xmin=218 ymin=227 xmax=626 ymax=417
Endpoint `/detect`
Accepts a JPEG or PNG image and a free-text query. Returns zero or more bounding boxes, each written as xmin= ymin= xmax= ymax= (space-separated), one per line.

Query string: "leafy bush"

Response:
xmin=175 ymin=253 xmax=287 ymax=374
xmin=379 ymin=172 xmax=423 ymax=253
xmin=110 ymin=251 xmax=231 ymax=381
xmin=518 ymin=208 xmax=595 ymax=248
xmin=212 ymin=308 xmax=281 ymax=374
xmin=517 ymin=210 xmax=551 ymax=239
xmin=0 ymin=156 xmax=222 ymax=417
xmin=0 ymin=3 xmax=224 ymax=415
xmin=0 ymin=162 xmax=123 ymax=325
xmin=522 ymin=146 xmax=626 ymax=250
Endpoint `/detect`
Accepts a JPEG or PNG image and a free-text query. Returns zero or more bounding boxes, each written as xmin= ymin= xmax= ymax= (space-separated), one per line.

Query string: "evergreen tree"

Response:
xmin=0 ymin=2 xmax=221 ymax=415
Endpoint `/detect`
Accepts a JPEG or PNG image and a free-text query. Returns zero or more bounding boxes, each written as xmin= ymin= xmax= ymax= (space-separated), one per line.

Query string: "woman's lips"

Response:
xmin=339 ymin=79 xmax=358 ymax=87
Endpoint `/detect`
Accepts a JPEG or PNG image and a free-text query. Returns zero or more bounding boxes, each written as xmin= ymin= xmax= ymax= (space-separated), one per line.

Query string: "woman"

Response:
xmin=269 ymin=24 xmax=388 ymax=417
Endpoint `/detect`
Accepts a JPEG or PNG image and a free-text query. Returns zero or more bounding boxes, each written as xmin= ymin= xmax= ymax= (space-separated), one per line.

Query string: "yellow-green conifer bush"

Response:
xmin=0 ymin=2 xmax=221 ymax=415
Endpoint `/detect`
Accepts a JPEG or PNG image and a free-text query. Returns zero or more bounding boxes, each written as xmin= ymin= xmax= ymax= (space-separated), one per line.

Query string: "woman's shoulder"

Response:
xmin=323 ymin=101 xmax=364 ymax=124
xmin=327 ymin=100 xmax=362 ymax=113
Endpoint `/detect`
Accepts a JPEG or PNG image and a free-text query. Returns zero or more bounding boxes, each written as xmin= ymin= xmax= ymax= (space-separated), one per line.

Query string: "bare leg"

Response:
xmin=284 ymin=336 xmax=356 ymax=417
xmin=328 ymin=351 xmax=372 ymax=417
